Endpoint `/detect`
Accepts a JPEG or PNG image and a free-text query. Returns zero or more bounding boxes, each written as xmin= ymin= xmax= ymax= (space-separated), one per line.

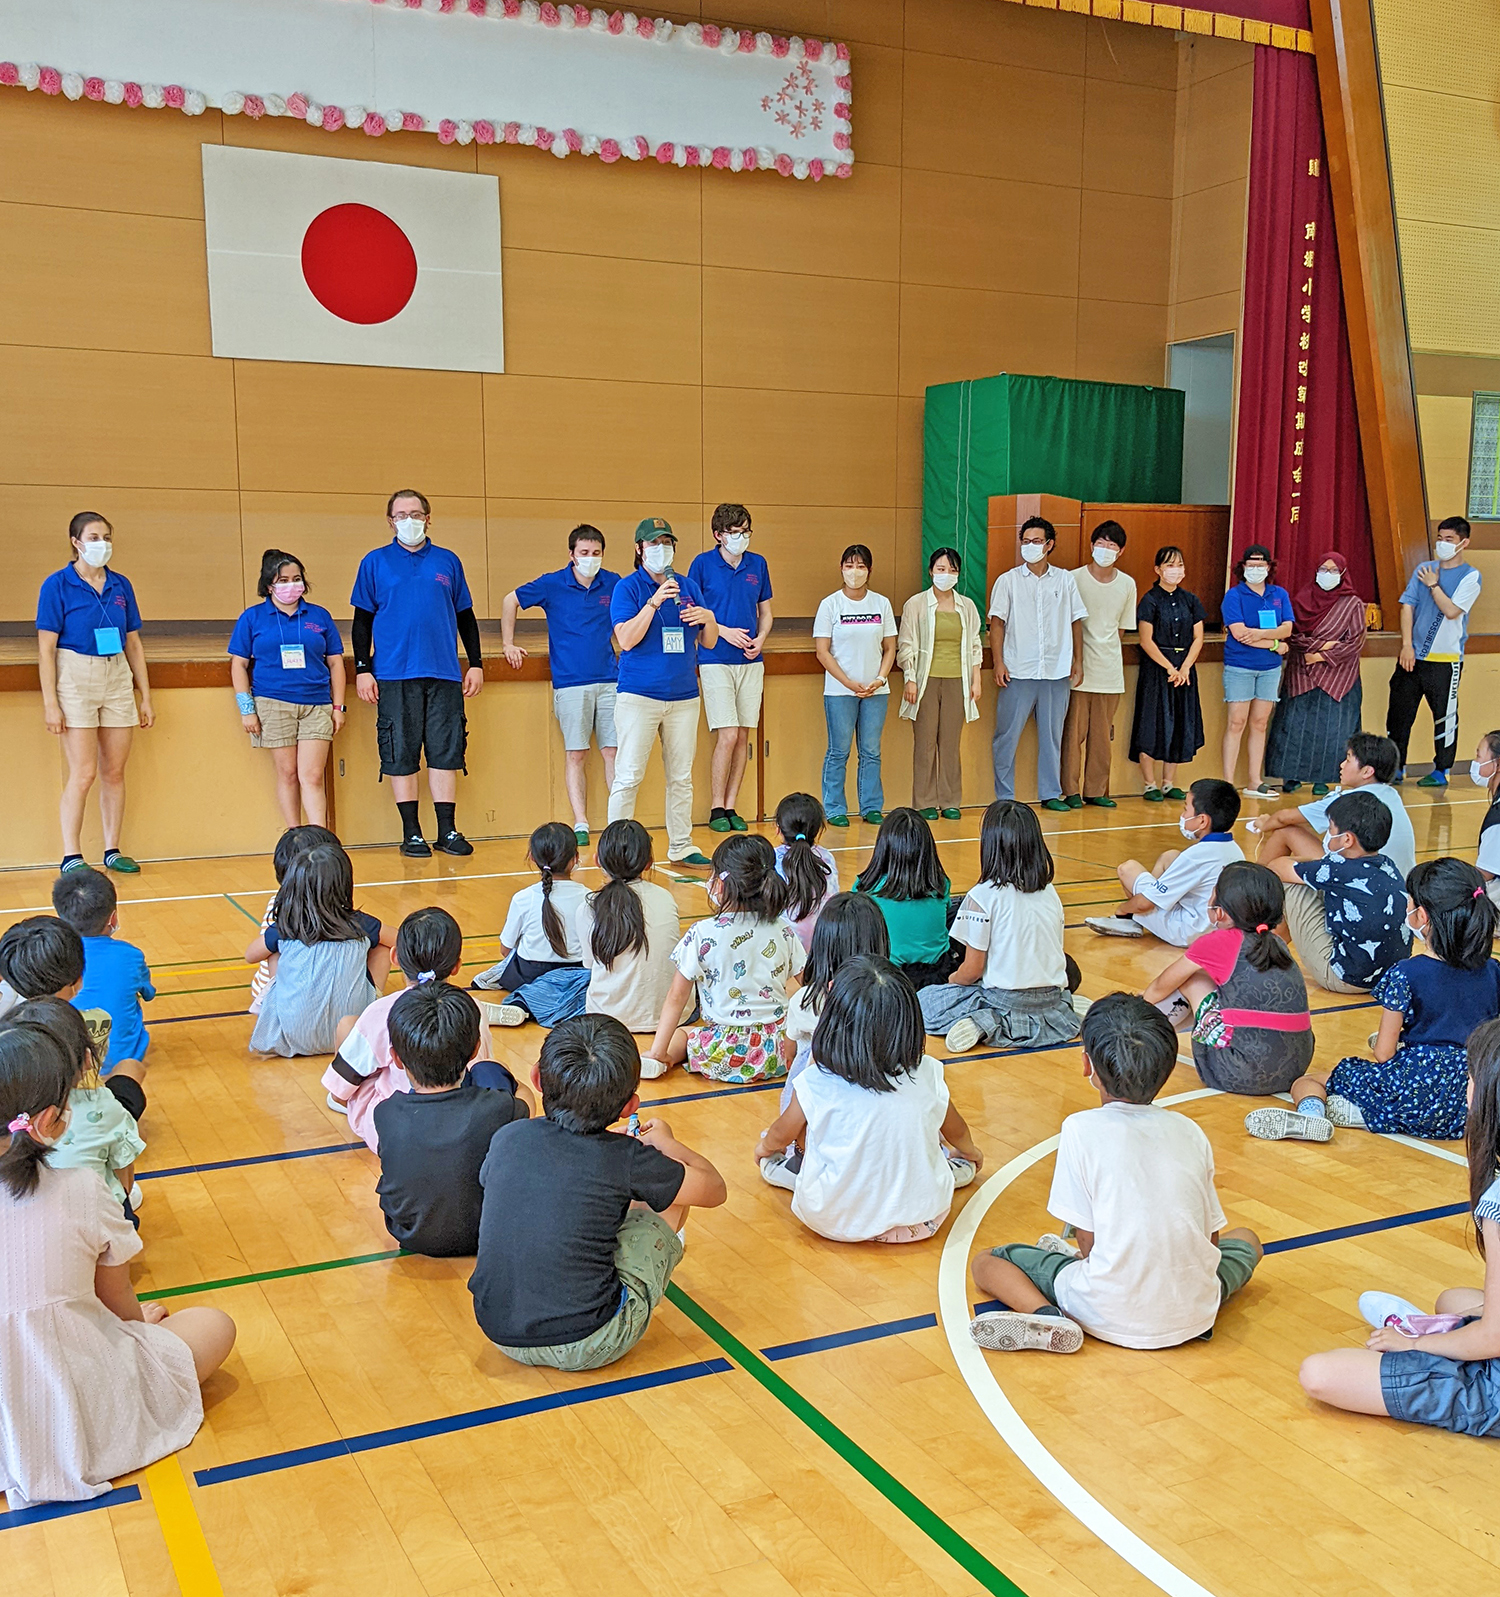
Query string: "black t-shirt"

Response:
xmin=469 ymin=1119 xmax=685 ymax=1347
xmin=374 ymin=1080 xmax=528 ymax=1257
xmin=1137 ymin=583 xmax=1206 ymax=664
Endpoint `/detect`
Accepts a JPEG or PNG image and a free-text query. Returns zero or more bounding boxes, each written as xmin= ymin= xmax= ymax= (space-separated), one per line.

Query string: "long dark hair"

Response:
xmin=16 ymin=996 xmax=97 ymax=1091
xmin=710 ymin=834 xmax=788 ymax=919
xmin=274 ymin=842 xmax=368 ymax=946
xmin=528 ymin=822 xmax=579 ymax=958
xmin=801 ymin=893 xmax=889 ymax=1017
xmin=853 ymin=808 xmax=947 ymax=902
xmin=394 ymin=906 xmax=463 ymax=982
xmin=776 ymin=792 xmax=831 ymax=922
xmin=977 ymin=800 xmax=1054 ymax=893
xmin=1409 ymin=857 xmax=1498 ymax=971
xmin=590 ymin=819 xmax=652 ymax=970
xmin=1468 ymin=1019 xmax=1500 ymax=1257
xmin=0 ymin=1008 xmax=83 ymax=1199
xmin=272 ymin=824 xmax=340 ymax=885
xmin=257 ymin=548 xmax=309 ymax=598
xmin=811 ymin=956 xmax=923 ymax=1093
xmin=1211 ymin=862 xmax=1291 ymax=973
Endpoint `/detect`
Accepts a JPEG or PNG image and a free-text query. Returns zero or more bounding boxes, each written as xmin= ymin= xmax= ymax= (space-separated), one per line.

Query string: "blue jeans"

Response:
xmin=822 ymin=693 xmax=888 ymax=818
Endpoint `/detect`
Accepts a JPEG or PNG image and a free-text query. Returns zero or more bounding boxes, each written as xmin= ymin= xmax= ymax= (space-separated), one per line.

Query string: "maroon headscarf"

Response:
xmin=1285 ymin=551 xmax=1367 ymax=701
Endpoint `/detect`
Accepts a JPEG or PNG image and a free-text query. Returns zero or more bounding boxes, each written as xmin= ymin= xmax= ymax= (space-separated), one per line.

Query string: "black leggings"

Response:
xmin=105 ymin=1072 xmax=146 ymax=1123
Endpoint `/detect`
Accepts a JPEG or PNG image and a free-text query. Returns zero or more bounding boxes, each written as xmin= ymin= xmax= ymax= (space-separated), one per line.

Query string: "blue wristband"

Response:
xmin=236 ymin=692 xmax=256 ymax=715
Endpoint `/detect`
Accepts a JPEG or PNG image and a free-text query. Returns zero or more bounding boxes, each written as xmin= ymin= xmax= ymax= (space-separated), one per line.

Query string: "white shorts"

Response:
xmin=699 ymin=662 xmax=765 ymax=731
xmin=54 ymin=648 xmax=137 ymax=729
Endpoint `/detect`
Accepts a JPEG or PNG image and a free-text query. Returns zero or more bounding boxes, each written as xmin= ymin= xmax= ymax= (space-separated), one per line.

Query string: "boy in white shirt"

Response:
xmin=970 ymin=992 xmax=1261 ymax=1353
xmin=1062 ymin=521 xmax=1137 ymax=810
xmin=1086 ymin=778 xmax=1243 ymax=944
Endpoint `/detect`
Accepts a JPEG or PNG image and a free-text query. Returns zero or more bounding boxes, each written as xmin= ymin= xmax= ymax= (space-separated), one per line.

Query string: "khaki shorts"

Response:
xmin=54 ymin=648 xmax=137 ymax=730
xmin=496 ymin=1209 xmax=684 ymax=1372
xmin=1282 ymin=881 xmax=1366 ymax=995
xmin=252 ymin=697 xmax=334 ymax=750
xmin=552 ymin=682 xmax=618 ymax=752
xmin=700 ymin=661 xmax=765 ymax=731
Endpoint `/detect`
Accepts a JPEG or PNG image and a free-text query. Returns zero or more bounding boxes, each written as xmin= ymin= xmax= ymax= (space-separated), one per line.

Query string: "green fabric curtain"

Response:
xmin=922 ymin=373 xmax=1185 ymax=609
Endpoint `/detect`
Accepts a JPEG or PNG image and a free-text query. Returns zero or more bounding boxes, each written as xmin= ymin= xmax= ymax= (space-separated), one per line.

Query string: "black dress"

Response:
xmin=1129 ymin=583 xmax=1206 ymax=764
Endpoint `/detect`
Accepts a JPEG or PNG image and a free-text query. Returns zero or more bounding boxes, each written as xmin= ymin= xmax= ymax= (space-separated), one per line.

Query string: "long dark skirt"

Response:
xmin=1128 ymin=661 xmax=1205 ymax=764
xmin=1266 ymin=681 xmax=1362 ymax=783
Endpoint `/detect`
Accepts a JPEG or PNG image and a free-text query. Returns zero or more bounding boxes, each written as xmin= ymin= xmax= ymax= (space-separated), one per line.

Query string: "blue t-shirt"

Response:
xmin=1292 ymin=852 xmax=1410 ymax=987
xmin=1399 ymin=561 xmax=1481 ymax=660
xmin=610 ymin=567 xmax=707 ymax=702
xmin=514 ymin=565 xmax=620 ymax=690
xmin=227 ymin=599 xmax=344 ymax=706
xmin=73 ymin=935 xmax=155 ymax=1071
xmin=349 ymin=540 xmax=473 ymax=683
xmin=1221 ymin=582 xmax=1293 ymax=671
xmin=1374 ymin=955 xmax=1500 ymax=1050
xmin=36 ymin=567 xmax=142 ymax=656
xmin=687 ymin=548 xmax=773 ymax=666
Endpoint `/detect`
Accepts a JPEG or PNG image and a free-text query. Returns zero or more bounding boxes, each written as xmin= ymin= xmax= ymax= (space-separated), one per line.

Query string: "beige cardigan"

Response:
xmin=895 ymin=588 xmax=984 ymax=723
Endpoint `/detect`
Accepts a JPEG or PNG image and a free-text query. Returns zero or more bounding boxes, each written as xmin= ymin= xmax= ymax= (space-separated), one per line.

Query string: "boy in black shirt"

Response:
xmin=470 ymin=1013 xmax=726 ymax=1371
xmin=374 ymin=983 xmax=527 ymax=1256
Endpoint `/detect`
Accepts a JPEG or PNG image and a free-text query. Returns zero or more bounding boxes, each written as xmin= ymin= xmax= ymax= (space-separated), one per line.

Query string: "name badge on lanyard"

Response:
xmin=94 ymin=627 xmax=123 ymax=655
xmin=1258 ymin=608 xmax=1278 ymax=631
xmin=661 ymin=628 xmax=685 ymax=655
xmin=280 ymin=644 xmax=307 ymax=670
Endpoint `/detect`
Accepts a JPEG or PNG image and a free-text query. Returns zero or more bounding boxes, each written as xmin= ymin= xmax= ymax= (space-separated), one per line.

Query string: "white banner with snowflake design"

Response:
xmin=0 ymin=0 xmax=853 ymax=178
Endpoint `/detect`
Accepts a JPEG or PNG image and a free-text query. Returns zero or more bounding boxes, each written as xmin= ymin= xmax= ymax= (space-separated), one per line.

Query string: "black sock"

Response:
xmin=397 ymin=800 xmax=421 ymax=840
xmin=710 ymin=807 xmax=728 ymax=822
xmin=434 ymin=802 xmax=456 ymax=838
xmin=61 ymin=853 xmax=83 ymax=868
xmin=102 ymin=848 xmax=119 ymax=865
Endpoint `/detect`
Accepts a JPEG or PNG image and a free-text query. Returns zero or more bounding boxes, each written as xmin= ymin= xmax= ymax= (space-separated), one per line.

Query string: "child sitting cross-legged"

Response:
xmin=374 ymin=982 xmax=529 ymax=1257
xmin=470 ymin=1014 xmax=726 ymax=1372
xmin=756 ymin=956 xmax=984 ymax=1243
xmin=970 ymin=992 xmax=1262 ymax=1354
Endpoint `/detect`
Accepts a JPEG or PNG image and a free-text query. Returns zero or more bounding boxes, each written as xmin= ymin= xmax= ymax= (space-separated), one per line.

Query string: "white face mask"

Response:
xmin=573 ymin=554 xmax=602 ymax=581
xmin=393 ymin=517 xmax=427 ymax=547
xmin=1243 ymin=565 xmax=1269 ymax=585
xmin=842 ymin=565 xmax=868 ymax=589
xmin=1322 ymin=830 xmax=1345 ymax=858
xmin=1315 ymin=570 xmax=1341 ymax=591
xmin=1161 ymin=565 xmax=1185 ymax=585
xmin=79 ymin=539 xmax=112 ymax=568
xmin=1406 ymin=910 xmax=1425 ymax=941
xmin=721 ymin=533 xmax=750 ymax=556
xmin=1434 ymin=539 xmax=1459 ymax=562
xmin=931 ymin=570 xmax=959 ymax=592
xmin=1021 ymin=542 xmax=1047 ymax=564
xmin=1179 ymin=816 xmax=1201 ymax=841
xmin=1471 ymin=758 xmax=1495 ymax=787
xmin=1092 ymin=546 xmax=1119 ymax=568
xmin=642 ymin=542 xmax=674 ymax=574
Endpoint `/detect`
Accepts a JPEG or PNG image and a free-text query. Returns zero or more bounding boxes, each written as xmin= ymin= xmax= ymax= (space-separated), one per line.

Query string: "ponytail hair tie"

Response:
xmin=794 ymin=833 xmax=807 ymax=841
xmin=1477 ymin=887 xmax=1486 ymax=900
xmin=7 ymin=1111 xmax=33 ymax=1135
xmin=1254 ymin=923 xmax=1269 ymax=934
xmin=416 ymin=970 xmax=437 ymax=984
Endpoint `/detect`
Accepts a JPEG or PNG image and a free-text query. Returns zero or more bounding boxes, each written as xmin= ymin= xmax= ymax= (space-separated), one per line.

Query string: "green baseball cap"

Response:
xmin=634 ymin=516 xmax=675 ymax=542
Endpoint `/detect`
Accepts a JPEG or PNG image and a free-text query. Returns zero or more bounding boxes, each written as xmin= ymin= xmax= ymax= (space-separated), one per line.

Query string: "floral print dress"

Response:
xmin=670 ymin=912 xmax=807 ymax=1082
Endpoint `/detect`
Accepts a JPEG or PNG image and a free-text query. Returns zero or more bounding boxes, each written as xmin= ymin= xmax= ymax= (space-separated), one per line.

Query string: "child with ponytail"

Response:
xmin=773 ymin=792 xmax=839 ymax=951
xmin=577 ymin=819 xmax=681 ymax=1033
xmin=0 ymin=1006 xmax=235 ymax=1506
xmin=474 ymin=822 xmax=586 ymax=995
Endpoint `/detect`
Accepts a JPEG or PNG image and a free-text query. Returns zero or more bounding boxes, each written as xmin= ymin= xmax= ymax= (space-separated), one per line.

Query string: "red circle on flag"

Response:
xmin=300 ymin=203 xmax=418 ymax=324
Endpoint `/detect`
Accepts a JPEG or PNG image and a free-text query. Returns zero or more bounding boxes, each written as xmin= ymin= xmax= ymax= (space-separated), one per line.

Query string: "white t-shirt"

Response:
xmin=1072 ymin=566 xmax=1138 ymax=695
xmin=951 ymin=881 xmax=1067 ymax=990
xmin=575 ymin=881 xmax=681 ymax=1033
xmin=1048 ymin=1102 xmax=1228 ymax=1348
xmin=501 ymin=879 xmax=589 ymax=963
xmin=671 ymin=912 xmax=806 ymax=1025
xmin=785 ymin=984 xmax=818 ymax=1043
xmin=813 ymin=590 xmax=898 ymax=697
xmin=1299 ymin=783 xmax=1416 ymax=880
xmin=1133 ymin=837 xmax=1244 ymax=947
xmin=791 ymin=1055 xmax=955 ymax=1241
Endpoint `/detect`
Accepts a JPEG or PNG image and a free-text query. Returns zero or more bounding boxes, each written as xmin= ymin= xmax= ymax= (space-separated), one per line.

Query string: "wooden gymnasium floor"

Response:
xmin=1 ymin=789 xmax=1494 ymax=1597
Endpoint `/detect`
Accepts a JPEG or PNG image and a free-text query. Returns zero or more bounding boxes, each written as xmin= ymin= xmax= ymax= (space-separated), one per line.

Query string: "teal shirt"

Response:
xmin=859 ymin=878 xmax=952 ymax=964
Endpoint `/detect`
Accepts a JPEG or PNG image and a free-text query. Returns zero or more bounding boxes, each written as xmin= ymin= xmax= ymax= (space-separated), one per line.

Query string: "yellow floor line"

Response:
xmin=144 ymin=1456 xmax=223 ymax=1597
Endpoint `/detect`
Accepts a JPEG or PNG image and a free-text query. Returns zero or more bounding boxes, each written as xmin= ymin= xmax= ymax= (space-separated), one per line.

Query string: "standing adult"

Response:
xmin=1128 ymin=545 xmax=1206 ymax=801
xmin=228 ymin=549 xmax=346 ymax=829
xmin=988 ymin=516 xmax=1087 ymax=813
xmin=688 ymin=503 xmax=773 ymax=833
xmin=607 ymin=518 xmax=718 ymax=867
xmin=896 ymin=547 xmax=983 ymax=820
xmin=1387 ymin=515 xmax=1482 ymax=789
xmin=1264 ymin=552 xmax=1368 ymax=797
xmin=500 ymin=524 xmax=620 ymax=845
xmin=350 ymin=489 xmax=484 ymax=858
xmin=1220 ymin=544 xmax=1294 ymax=799
xmin=1062 ymin=520 xmax=1137 ymax=810
xmin=36 ymin=512 xmax=154 ymax=875
xmin=813 ymin=544 xmax=897 ymax=828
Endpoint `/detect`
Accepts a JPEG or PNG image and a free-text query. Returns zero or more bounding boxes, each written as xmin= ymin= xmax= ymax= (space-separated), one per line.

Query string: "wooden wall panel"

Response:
xmin=1075 ymin=299 xmax=1171 ymax=385
xmin=1078 ymin=192 xmax=1173 ymax=305
xmin=896 ymin=398 xmax=924 ymax=511
xmin=898 ymin=283 xmax=1079 ymax=396
xmin=738 ymin=507 xmax=897 ymax=618
xmin=839 ymin=42 xmax=904 ymax=168
xmin=904 ymin=0 xmax=1086 ymax=74
xmin=899 ymin=170 xmax=1082 ymax=297
xmin=1171 ymin=179 xmax=1248 ymax=306
xmin=1082 ymin=79 xmax=1177 ymax=198
xmin=1084 ymin=17 xmax=1179 ymax=87
xmin=702 ymin=390 xmax=897 ymax=508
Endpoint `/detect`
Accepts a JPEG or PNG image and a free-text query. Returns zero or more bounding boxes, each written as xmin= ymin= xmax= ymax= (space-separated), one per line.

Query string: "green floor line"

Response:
xmin=154 ymin=982 xmax=251 ymax=998
xmin=665 ymin=1284 xmax=1028 ymax=1597
xmin=222 ymin=893 xmax=262 ymax=925
xmin=141 ymin=1248 xmax=403 ymax=1301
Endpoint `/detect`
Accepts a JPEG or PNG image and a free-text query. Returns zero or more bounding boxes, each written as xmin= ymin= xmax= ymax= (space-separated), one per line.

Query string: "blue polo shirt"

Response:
xmin=688 ymin=548 xmax=773 ymax=666
xmin=514 ymin=565 xmax=620 ymax=690
xmin=227 ymin=599 xmax=344 ymax=706
xmin=349 ymin=539 xmax=472 ymax=683
xmin=610 ymin=567 xmax=707 ymax=701
xmin=1221 ymin=582 xmax=1293 ymax=671
xmin=36 ymin=567 xmax=142 ymax=655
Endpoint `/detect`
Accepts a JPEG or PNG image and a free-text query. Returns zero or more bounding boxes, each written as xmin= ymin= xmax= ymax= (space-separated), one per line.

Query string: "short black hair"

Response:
xmin=51 ymin=868 xmax=116 ymax=938
xmin=1090 ymin=519 xmax=1126 ymax=548
xmin=810 ymin=956 xmax=923 ymax=1092
xmin=1327 ymin=789 xmax=1392 ymax=853
xmin=839 ymin=543 xmax=873 ymax=570
xmin=567 ymin=523 xmax=605 ymax=552
xmin=1438 ymin=515 xmax=1471 ymax=541
xmin=1081 ymin=992 xmax=1177 ymax=1104
xmin=977 ymin=800 xmax=1054 ymax=893
xmin=386 ymin=488 xmax=431 ymax=517
xmin=0 ymin=917 xmax=85 ymax=999
xmin=1154 ymin=544 xmax=1186 ymax=567
xmin=1345 ymin=731 xmax=1398 ymax=785
xmin=538 ymin=1013 xmax=641 ymax=1134
xmin=394 ymin=906 xmax=464 ymax=982
xmin=1235 ymin=545 xmax=1275 ymax=582
xmin=387 ymin=982 xmax=481 ymax=1089
xmin=928 ymin=546 xmax=961 ymax=573
xmin=272 ymin=824 xmax=340 ymax=885
xmin=256 ymin=548 xmax=309 ymax=599
xmin=1187 ymin=777 xmax=1239 ymax=834
xmin=711 ymin=503 xmax=752 ymax=536
xmin=1019 ymin=515 xmax=1056 ymax=544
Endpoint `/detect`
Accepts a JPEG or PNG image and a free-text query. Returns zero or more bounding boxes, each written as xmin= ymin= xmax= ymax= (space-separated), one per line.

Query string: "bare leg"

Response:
xmin=1169 ymin=971 xmax=1215 ymax=1027
xmin=296 ymin=739 xmax=330 ymax=828
xmin=427 ymin=768 xmax=457 ymax=804
xmin=564 ymin=749 xmax=590 ymax=829
xmin=711 ymin=727 xmax=739 ymax=811
xmin=1246 ymin=699 xmax=1275 ymax=788
xmin=1259 ymin=821 xmax=1323 ymax=868
xmin=160 ymin=1306 xmax=237 ymax=1383
xmin=1299 ymin=1349 xmax=1390 ymax=1416
xmin=333 ymin=1014 xmax=358 ymax=1052
xmin=95 ymin=726 xmax=134 ymax=851
xmin=367 ymin=944 xmax=393 ymax=992
xmin=1138 ymin=755 xmax=1157 ymax=789
xmin=270 ymin=745 xmax=302 ymax=828
xmin=1222 ymin=701 xmax=1249 ymax=785
xmin=1149 ymin=848 xmax=1181 ymax=876
xmin=726 ymin=728 xmax=750 ymax=813
xmin=1289 ymin=1065 xmax=1333 ymax=1104
xmin=390 ymin=773 xmax=419 ymax=804
xmin=664 ymin=1027 xmax=690 ymax=1065
xmin=109 ymin=1056 xmax=149 ymax=1089
xmin=601 ymin=744 xmax=616 ymax=789
xmin=1117 ymin=858 xmax=1147 ymax=893
xmin=972 ymin=1252 xmax=1052 ymax=1314
xmin=1163 ymin=762 xmax=1178 ymax=790
xmin=59 ymin=727 xmax=101 ymax=856
xmin=1435 ymin=1287 xmax=1485 ymax=1316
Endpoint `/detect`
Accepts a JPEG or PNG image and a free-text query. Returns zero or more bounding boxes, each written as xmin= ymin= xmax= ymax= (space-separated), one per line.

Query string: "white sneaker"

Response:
xmin=325 ymin=1093 xmax=349 ymax=1116
xmin=1357 ymin=1291 xmax=1426 ymax=1331
xmin=1085 ymin=916 xmax=1143 ymax=938
xmin=1036 ymin=1232 xmax=1081 ymax=1258
xmin=947 ymin=1156 xmax=977 ymax=1189
xmin=944 ymin=1016 xmax=985 ymax=1054
xmin=481 ymin=1003 xmax=526 ymax=1027
xmin=639 ymin=1055 xmax=671 ymax=1080
xmin=969 ymin=1311 xmax=1083 ymax=1354
xmin=759 ymin=1150 xmax=799 ymax=1191
xmin=128 ymin=1183 xmax=144 ymax=1212
xmin=1245 ymin=1106 xmax=1334 ymax=1142
xmin=1325 ymin=1094 xmax=1368 ymax=1128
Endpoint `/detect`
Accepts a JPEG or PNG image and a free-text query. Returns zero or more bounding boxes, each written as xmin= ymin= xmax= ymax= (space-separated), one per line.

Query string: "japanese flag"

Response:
xmin=202 ymin=146 xmax=503 ymax=373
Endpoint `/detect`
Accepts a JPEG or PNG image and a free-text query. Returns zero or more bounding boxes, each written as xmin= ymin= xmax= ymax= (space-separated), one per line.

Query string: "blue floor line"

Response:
xmin=1262 ymin=1200 xmax=1469 ymax=1253
xmin=0 ymin=1485 xmax=141 ymax=1530
xmin=136 ymin=1140 xmax=368 ymax=1182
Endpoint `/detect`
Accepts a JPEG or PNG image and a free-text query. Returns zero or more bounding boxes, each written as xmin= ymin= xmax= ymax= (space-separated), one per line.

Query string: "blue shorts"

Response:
xmin=1380 ymin=1336 xmax=1500 ymax=1436
xmin=1223 ymin=665 xmax=1282 ymax=703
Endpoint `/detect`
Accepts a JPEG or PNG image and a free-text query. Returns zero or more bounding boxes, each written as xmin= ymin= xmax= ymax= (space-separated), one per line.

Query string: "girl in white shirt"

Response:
xmin=755 ymin=956 xmax=984 ymax=1243
xmin=576 ymin=820 xmax=681 ymax=1034
xmin=474 ymin=823 xmax=588 ymax=992
xmin=918 ymin=800 xmax=1081 ymax=1055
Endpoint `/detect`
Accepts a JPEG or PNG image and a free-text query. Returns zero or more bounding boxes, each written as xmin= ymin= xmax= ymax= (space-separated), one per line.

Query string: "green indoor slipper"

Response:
xmin=1164 ymin=786 xmax=1187 ymax=801
xmin=1041 ymin=798 xmax=1070 ymax=813
xmin=827 ymin=814 xmax=850 ymax=827
xmin=103 ymin=852 xmax=140 ymax=875
xmin=1141 ymin=786 xmax=1163 ymax=802
xmin=1084 ymin=796 xmax=1117 ymax=808
xmin=1064 ymin=794 xmax=1084 ymax=810
xmin=940 ymin=808 xmax=962 ymax=820
xmin=919 ymin=808 xmax=939 ymax=820
xmin=574 ymin=827 xmax=589 ymax=846
xmin=728 ymin=812 xmax=749 ymax=832
xmin=863 ymin=810 xmax=884 ymax=825
xmin=675 ymin=850 xmax=713 ymax=867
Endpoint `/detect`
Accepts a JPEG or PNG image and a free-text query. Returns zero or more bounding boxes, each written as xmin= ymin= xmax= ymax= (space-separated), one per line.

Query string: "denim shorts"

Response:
xmin=1380 ymin=1336 xmax=1500 ymax=1436
xmin=1222 ymin=665 xmax=1282 ymax=703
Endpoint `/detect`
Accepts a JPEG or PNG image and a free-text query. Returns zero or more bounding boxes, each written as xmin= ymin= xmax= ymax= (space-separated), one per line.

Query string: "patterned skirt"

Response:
xmin=1326 ymin=1042 xmax=1468 ymax=1138
xmin=683 ymin=1017 xmax=789 ymax=1084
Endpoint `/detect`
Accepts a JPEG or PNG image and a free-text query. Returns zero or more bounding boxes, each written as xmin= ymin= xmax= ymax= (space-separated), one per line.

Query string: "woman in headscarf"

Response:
xmin=1266 ymin=553 xmax=1369 ymax=796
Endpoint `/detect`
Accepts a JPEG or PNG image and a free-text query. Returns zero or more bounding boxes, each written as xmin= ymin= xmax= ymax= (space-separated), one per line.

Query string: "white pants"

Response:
xmin=608 ymin=693 xmax=699 ymax=860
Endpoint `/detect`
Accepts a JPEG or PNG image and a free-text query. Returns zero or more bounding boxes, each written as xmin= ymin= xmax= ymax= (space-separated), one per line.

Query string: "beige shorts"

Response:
xmin=252 ymin=697 xmax=334 ymax=749
xmin=699 ymin=661 xmax=765 ymax=731
xmin=54 ymin=648 xmax=137 ymax=730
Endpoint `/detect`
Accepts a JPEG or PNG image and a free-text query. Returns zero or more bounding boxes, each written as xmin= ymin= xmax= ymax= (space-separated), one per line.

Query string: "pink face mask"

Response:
xmin=271 ymin=581 xmax=305 ymax=605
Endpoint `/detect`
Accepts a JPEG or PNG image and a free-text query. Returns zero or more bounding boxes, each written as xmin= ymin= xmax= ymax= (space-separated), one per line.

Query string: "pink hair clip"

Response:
xmin=7 ymin=1111 xmax=33 ymax=1135
xmin=1476 ymin=887 xmax=1486 ymax=900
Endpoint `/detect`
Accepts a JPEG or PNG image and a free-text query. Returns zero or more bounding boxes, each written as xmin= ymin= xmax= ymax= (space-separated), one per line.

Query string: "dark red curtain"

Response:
xmin=1231 ymin=45 xmax=1375 ymax=606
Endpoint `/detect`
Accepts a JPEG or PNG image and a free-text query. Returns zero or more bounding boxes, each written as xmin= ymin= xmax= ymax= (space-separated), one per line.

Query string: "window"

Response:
xmin=1470 ymin=391 xmax=1500 ymax=521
